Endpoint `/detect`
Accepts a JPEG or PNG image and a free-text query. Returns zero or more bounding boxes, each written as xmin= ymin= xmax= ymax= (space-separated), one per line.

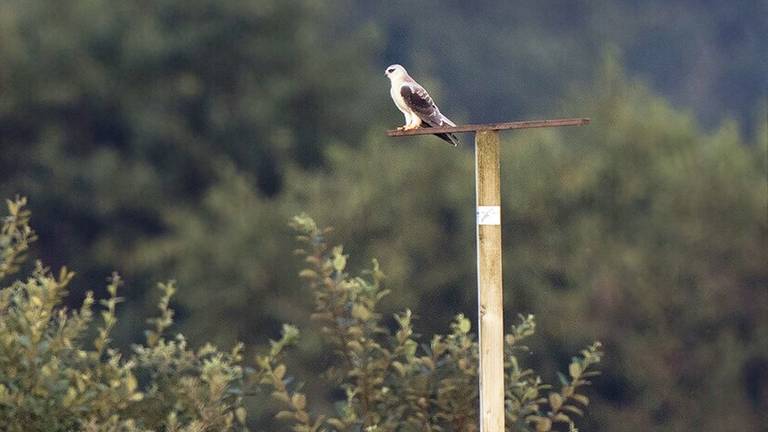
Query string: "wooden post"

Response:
xmin=387 ymin=117 xmax=590 ymax=431
xmin=475 ymin=131 xmax=504 ymax=431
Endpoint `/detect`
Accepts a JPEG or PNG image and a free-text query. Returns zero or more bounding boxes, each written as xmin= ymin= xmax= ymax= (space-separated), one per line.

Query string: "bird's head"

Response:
xmin=385 ymin=64 xmax=408 ymax=82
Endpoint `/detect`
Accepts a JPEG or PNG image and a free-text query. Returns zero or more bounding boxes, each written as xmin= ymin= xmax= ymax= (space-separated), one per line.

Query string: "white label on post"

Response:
xmin=477 ymin=206 xmax=501 ymax=225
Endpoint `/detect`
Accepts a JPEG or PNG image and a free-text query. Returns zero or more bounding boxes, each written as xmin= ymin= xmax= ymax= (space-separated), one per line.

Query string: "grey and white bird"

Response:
xmin=385 ymin=64 xmax=460 ymax=146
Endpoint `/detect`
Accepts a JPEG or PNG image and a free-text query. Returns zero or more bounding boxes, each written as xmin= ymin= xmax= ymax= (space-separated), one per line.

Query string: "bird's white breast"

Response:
xmin=390 ymin=83 xmax=412 ymax=115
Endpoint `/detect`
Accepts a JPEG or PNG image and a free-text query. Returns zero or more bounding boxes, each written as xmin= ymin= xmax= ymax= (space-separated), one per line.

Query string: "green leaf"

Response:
xmin=332 ymin=248 xmax=346 ymax=272
xmin=528 ymin=416 xmax=552 ymax=432
xmin=235 ymin=407 xmax=247 ymax=424
xmin=351 ymin=304 xmax=371 ymax=320
xmin=571 ymin=394 xmax=590 ymax=406
xmin=272 ymin=391 xmax=291 ymax=404
xmin=457 ymin=316 xmax=471 ymax=333
xmin=292 ymin=393 xmax=307 ymax=410
xmin=569 ymin=362 xmax=582 ymax=379
xmin=346 ymin=340 xmax=364 ymax=353
xmin=299 ymin=269 xmax=318 ymax=279
xmin=562 ymin=405 xmax=585 ymax=417
xmin=275 ymin=410 xmax=295 ymax=420
xmin=274 ymin=364 xmax=287 ymax=381
xmin=549 ymin=392 xmax=563 ymax=411
xmin=326 ymin=418 xmax=346 ymax=429
xmin=392 ymin=361 xmax=407 ymax=377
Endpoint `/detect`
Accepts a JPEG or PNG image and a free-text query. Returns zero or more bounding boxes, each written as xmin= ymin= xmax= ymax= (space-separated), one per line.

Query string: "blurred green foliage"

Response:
xmin=0 ymin=0 xmax=766 ymax=430
xmin=504 ymin=57 xmax=768 ymax=431
xmin=137 ymin=59 xmax=767 ymax=430
xmin=0 ymin=0 xmax=382 ymax=291
xmin=360 ymin=0 xmax=767 ymax=133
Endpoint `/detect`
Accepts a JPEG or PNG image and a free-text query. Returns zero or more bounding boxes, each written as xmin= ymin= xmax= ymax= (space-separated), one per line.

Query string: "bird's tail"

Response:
xmin=421 ymin=121 xmax=460 ymax=146
xmin=436 ymin=132 xmax=460 ymax=147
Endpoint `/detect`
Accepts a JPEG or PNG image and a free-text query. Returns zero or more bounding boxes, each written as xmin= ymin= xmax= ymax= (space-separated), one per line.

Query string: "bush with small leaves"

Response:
xmin=253 ymin=215 xmax=602 ymax=431
xmin=0 ymin=197 xmax=248 ymax=432
xmin=0 ymin=196 xmax=602 ymax=431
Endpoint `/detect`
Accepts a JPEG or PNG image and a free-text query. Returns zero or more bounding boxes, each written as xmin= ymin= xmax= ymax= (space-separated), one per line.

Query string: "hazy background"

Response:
xmin=1 ymin=0 xmax=766 ymax=430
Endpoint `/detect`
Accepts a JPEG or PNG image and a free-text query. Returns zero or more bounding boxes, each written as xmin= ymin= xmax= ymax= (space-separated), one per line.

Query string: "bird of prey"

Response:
xmin=385 ymin=64 xmax=460 ymax=146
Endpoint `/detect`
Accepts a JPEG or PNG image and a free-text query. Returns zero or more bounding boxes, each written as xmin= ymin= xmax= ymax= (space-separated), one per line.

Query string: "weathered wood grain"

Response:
xmin=387 ymin=117 xmax=590 ymax=137
xmin=475 ymin=131 xmax=504 ymax=432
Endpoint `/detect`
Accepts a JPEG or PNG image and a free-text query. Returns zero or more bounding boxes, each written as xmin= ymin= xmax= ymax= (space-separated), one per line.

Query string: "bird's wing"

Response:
xmin=400 ymin=83 xmax=454 ymax=127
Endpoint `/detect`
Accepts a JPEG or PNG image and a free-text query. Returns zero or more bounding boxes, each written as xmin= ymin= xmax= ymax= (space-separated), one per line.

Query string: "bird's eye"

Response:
xmin=387 ymin=68 xmax=395 ymax=73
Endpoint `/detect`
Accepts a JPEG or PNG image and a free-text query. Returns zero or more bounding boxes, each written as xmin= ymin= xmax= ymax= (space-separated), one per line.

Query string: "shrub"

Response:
xmin=0 ymin=197 xmax=602 ymax=431
xmin=0 ymin=197 xmax=247 ymax=432
xmin=253 ymin=215 xmax=602 ymax=431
